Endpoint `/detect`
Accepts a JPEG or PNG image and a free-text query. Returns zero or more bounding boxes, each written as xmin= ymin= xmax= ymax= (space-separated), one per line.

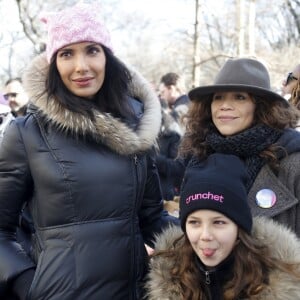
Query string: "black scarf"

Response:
xmin=206 ymin=124 xmax=283 ymax=191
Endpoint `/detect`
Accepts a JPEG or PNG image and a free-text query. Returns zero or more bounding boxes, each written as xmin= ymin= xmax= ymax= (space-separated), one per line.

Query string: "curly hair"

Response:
xmin=179 ymin=94 xmax=300 ymax=166
xmin=152 ymin=235 xmax=206 ymax=299
xmin=289 ymin=78 xmax=300 ymax=110
xmin=152 ymin=229 xmax=300 ymax=300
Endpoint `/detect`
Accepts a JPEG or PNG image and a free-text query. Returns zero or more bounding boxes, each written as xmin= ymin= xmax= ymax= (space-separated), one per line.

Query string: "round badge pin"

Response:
xmin=255 ymin=189 xmax=277 ymax=208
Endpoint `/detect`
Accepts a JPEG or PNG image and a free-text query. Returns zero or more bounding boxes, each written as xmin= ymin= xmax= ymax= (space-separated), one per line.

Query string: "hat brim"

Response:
xmin=188 ymin=84 xmax=289 ymax=107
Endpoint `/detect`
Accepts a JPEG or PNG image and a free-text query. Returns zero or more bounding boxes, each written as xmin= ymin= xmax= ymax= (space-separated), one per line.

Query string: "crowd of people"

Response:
xmin=0 ymin=2 xmax=299 ymax=299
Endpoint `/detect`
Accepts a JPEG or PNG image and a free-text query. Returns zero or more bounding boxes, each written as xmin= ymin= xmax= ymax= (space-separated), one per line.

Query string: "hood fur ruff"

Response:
xmin=23 ymin=54 xmax=161 ymax=155
xmin=146 ymin=216 xmax=300 ymax=300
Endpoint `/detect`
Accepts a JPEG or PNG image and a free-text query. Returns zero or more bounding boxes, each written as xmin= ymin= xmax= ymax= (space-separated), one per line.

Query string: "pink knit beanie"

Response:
xmin=41 ymin=3 xmax=113 ymax=63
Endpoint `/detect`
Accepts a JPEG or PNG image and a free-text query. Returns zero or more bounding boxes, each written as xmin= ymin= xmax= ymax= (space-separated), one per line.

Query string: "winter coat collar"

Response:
xmin=195 ymin=254 xmax=234 ymax=300
xmin=22 ymin=54 xmax=161 ymax=156
xmin=146 ymin=216 xmax=300 ymax=300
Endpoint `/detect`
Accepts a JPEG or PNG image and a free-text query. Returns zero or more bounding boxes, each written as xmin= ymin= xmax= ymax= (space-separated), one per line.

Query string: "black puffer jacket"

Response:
xmin=0 ymin=54 xmax=175 ymax=300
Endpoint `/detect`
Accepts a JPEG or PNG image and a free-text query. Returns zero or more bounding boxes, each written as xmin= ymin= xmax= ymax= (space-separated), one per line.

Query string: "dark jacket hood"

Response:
xmin=22 ymin=53 xmax=161 ymax=156
xmin=277 ymin=128 xmax=300 ymax=155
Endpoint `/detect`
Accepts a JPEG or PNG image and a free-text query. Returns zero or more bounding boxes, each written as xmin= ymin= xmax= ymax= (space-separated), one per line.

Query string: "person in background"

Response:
xmin=156 ymin=73 xmax=189 ymax=201
xmin=0 ymin=92 xmax=32 ymax=283
xmin=159 ymin=72 xmax=190 ymax=130
xmin=177 ymin=57 xmax=300 ymax=237
xmin=0 ymin=3 xmax=177 ymax=300
xmin=0 ymin=93 xmax=14 ymax=145
xmin=3 ymin=78 xmax=29 ymax=117
xmin=145 ymin=154 xmax=300 ymax=300
xmin=156 ymin=103 xmax=183 ymax=202
xmin=281 ymin=64 xmax=300 ymax=131
xmin=281 ymin=64 xmax=300 ymax=100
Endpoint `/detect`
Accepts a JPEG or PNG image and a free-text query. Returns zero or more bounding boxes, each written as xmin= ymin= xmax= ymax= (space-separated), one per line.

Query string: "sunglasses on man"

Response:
xmin=285 ymin=72 xmax=298 ymax=86
xmin=3 ymin=93 xmax=18 ymax=100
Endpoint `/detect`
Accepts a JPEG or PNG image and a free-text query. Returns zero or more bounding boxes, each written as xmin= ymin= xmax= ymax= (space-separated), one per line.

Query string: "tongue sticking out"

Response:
xmin=203 ymin=249 xmax=215 ymax=257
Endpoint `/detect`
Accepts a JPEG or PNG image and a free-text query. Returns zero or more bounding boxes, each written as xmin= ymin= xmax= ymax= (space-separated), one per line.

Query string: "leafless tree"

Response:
xmin=191 ymin=0 xmax=201 ymax=87
xmin=0 ymin=0 xmax=300 ymax=88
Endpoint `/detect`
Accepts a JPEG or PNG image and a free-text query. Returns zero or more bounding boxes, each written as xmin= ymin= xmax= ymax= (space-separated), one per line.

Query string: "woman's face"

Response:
xmin=56 ymin=42 xmax=106 ymax=99
xmin=211 ymin=91 xmax=255 ymax=136
xmin=186 ymin=209 xmax=238 ymax=268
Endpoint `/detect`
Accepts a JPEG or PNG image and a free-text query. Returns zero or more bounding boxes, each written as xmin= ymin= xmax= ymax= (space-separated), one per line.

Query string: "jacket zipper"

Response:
xmin=205 ymin=270 xmax=211 ymax=284
xmin=131 ymin=153 xmax=140 ymax=299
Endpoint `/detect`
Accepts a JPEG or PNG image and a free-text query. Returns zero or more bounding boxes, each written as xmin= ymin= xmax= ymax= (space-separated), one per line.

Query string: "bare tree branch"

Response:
xmin=286 ymin=0 xmax=300 ymax=38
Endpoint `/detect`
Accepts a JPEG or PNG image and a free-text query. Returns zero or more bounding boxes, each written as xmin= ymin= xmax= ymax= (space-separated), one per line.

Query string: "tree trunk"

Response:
xmin=248 ymin=0 xmax=256 ymax=55
xmin=192 ymin=0 xmax=201 ymax=88
xmin=237 ymin=0 xmax=245 ymax=56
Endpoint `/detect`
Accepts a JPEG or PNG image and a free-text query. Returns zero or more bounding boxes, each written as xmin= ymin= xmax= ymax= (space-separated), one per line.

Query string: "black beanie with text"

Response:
xmin=180 ymin=154 xmax=252 ymax=234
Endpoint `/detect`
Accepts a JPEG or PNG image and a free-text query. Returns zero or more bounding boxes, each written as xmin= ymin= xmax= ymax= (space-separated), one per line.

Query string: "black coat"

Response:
xmin=0 ymin=54 xmax=176 ymax=300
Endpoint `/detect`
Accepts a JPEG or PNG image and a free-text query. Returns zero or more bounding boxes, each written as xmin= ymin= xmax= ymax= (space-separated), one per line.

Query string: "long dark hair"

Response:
xmin=45 ymin=45 xmax=134 ymax=121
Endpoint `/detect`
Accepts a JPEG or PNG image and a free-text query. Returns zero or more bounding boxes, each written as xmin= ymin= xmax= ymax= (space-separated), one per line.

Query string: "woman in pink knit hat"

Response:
xmin=0 ymin=3 xmax=177 ymax=300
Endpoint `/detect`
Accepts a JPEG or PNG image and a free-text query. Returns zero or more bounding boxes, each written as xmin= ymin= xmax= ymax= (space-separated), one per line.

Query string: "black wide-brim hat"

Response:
xmin=189 ymin=58 xmax=289 ymax=107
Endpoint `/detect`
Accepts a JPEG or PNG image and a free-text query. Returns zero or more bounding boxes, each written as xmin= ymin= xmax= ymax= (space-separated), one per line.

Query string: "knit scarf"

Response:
xmin=206 ymin=124 xmax=283 ymax=191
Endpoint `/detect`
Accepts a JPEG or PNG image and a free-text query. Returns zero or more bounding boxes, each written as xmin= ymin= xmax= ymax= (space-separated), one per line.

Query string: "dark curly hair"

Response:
xmin=179 ymin=94 xmax=300 ymax=167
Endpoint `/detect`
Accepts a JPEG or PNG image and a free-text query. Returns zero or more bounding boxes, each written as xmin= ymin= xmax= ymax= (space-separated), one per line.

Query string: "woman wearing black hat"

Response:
xmin=145 ymin=154 xmax=300 ymax=299
xmin=177 ymin=58 xmax=300 ymax=237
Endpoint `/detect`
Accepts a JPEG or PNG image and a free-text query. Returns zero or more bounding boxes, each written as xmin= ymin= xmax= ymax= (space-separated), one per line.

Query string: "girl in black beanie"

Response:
xmin=145 ymin=154 xmax=300 ymax=300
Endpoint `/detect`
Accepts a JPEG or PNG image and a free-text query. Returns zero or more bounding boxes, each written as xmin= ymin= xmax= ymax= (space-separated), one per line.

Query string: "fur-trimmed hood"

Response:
xmin=22 ymin=54 xmax=161 ymax=155
xmin=146 ymin=217 xmax=300 ymax=300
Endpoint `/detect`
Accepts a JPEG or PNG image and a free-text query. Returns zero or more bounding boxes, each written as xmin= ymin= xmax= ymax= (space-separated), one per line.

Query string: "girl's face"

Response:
xmin=186 ymin=209 xmax=238 ymax=268
xmin=56 ymin=42 xmax=106 ymax=99
xmin=211 ymin=91 xmax=255 ymax=136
